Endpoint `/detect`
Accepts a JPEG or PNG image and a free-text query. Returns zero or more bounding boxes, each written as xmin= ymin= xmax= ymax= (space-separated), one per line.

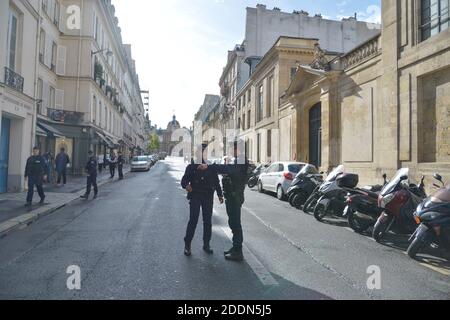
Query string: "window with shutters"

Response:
xmin=6 ymin=9 xmax=19 ymax=72
xmin=39 ymin=29 xmax=45 ymax=64
xmin=37 ymin=79 xmax=44 ymax=115
xmin=92 ymin=96 xmax=97 ymax=124
xmin=49 ymin=87 xmax=55 ymax=109
xmin=257 ymin=85 xmax=264 ymax=122
xmin=51 ymin=42 xmax=57 ymax=72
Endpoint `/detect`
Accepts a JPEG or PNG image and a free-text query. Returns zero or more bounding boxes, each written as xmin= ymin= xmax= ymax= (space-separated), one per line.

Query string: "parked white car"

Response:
xmin=258 ymin=162 xmax=307 ymax=200
xmin=130 ymin=156 xmax=151 ymax=172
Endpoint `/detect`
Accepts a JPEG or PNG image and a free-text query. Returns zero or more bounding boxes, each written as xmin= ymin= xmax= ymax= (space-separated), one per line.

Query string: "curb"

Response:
xmin=0 ymin=169 xmax=132 ymax=239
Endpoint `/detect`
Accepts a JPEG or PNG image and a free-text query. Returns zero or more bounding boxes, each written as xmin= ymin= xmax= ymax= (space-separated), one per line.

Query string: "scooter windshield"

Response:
xmin=325 ymin=165 xmax=345 ymax=182
xmin=298 ymin=164 xmax=319 ymax=177
xmin=381 ymin=168 xmax=409 ymax=197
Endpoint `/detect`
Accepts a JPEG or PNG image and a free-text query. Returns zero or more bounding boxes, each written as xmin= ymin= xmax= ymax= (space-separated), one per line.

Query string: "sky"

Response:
xmin=112 ymin=0 xmax=382 ymax=129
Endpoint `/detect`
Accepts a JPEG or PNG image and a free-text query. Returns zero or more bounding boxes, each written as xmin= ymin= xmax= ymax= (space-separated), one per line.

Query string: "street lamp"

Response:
xmin=91 ymin=49 xmax=113 ymax=57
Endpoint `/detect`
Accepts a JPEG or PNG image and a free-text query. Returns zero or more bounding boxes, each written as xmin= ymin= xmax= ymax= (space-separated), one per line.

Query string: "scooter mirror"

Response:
xmin=320 ymin=172 xmax=324 ymax=175
xmin=433 ymin=173 xmax=443 ymax=182
xmin=400 ymin=175 xmax=408 ymax=181
xmin=383 ymin=173 xmax=387 ymax=180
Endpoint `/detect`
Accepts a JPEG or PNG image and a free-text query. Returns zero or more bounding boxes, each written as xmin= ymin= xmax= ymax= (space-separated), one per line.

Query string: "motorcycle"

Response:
xmin=373 ymin=168 xmax=427 ymax=242
xmin=343 ymin=174 xmax=388 ymax=233
xmin=313 ymin=165 xmax=353 ymax=222
xmin=407 ymin=174 xmax=450 ymax=259
xmin=247 ymin=163 xmax=269 ymax=188
xmin=287 ymin=164 xmax=323 ymax=209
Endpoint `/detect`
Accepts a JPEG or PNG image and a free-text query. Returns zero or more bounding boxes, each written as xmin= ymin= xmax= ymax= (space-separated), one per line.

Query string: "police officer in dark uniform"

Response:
xmin=117 ymin=151 xmax=124 ymax=180
xmin=199 ymin=142 xmax=252 ymax=262
xmin=24 ymin=146 xmax=47 ymax=207
xmin=181 ymin=144 xmax=224 ymax=256
xmin=81 ymin=151 xmax=98 ymax=200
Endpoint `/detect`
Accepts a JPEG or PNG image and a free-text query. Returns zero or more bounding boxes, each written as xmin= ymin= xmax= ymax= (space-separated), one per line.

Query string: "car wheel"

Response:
xmin=277 ymin=185 xmax=285 ymax=201
xmin=258 ymin=181 xmax=264 ymax=193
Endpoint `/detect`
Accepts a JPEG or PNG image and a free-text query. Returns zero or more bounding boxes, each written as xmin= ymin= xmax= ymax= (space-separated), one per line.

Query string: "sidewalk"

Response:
xmin=0 ymin=165 xmax=131 ymax=237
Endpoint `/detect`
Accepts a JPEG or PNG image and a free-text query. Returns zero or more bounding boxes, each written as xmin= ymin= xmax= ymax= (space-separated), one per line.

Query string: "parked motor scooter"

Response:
xmin=287 ymin=164 xmax=323 ymax=209
xmin=313 ymin=165 xmax=354 ymax=222
xmin=407 ymin=174 xmax=450 ymax=259
xmin=343 ymin=174 xmax=388 ymax=233
xmin=303 ymin=165 xmax=345 ymax=215
xmin=248 ymin=163 xmax=270 ymax=188
xmin=373 ymin=168 xmax=427 ymax=242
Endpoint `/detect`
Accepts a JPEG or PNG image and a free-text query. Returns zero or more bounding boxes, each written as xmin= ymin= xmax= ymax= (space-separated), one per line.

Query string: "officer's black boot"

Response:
xmin=39 ymin=197 xmax=45 ymax=205
xmin=93 ymin=193 xmax=98 ymax=199
xmin=184 ymin=242 xmax=191 ymax=257
xmin=80 ymin=194 xmax=89 ymax=199
xmin=203 ymin=243 xmax=214 ymax=255
xmin=224 ymin=247 xmax=244 ymax=262
xmin=224 ymin=247 xmax=235 ymax=255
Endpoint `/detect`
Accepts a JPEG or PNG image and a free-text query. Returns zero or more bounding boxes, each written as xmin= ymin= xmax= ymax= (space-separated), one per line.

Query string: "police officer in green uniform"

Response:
xmin=199 ymin=142 xmax=253 ymax=262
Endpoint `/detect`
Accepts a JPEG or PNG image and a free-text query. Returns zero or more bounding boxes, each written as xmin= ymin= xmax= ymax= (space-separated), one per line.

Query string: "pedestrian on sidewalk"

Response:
xmin=43 ymin=151 xmax=54 ymax=184
xmin=181 ymin=143 xmax=224 ymax=257
xmin=24 ymin=146 xmax=47 ymax=207
xmin=81 ymin=151 xmax=98 ymax=200
xmin=98 ymin=154 xmax=104 ymax=173
xmin=117 ymin=151 xmax=124 ymax=180
xmin=198 ymin=141 xmax=252 ymax=262
xmin=55 ymin=148 xmax=70 ymax=186
xmin=109 ymin=152 xmax=117 ymax=179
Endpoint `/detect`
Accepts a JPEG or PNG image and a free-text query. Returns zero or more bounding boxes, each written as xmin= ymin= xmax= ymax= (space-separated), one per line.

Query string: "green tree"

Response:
xmin=148 ymin=133 xmax=160 ymax=154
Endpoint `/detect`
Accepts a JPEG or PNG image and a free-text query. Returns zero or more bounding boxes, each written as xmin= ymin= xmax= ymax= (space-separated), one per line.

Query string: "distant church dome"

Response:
xmin=167 ymin=115 xmax=180 ymax=131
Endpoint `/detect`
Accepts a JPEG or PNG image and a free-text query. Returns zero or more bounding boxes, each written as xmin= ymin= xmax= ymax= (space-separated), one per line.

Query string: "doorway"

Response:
xmin=0 ymin=117 xmax=11 ymax=193
xmin=309 ymin=103 xmax=322 ymax=168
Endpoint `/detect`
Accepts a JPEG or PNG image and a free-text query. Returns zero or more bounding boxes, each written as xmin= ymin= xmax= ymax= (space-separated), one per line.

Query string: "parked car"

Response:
xmin=258 ymin=162 xmax=307 ymax=200
xmin=130 ymin=156 xmax=151 ymax=172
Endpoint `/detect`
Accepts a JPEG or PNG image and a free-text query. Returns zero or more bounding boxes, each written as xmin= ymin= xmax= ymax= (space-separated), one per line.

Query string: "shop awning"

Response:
xmin=37 ymin=121 xmax=64 ymax=138
xmin=96 ymin=131 xmax=114 ymax=148
xmin=36 ymin=125 xmax=47 ymax=137
xmin=103 ymin=132 xmax=120 ymax=147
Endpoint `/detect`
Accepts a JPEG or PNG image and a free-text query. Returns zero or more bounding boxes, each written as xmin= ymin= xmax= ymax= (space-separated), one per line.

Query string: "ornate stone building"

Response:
xmin=158 ymin=115 xmax=181 ymax=155
xmin=284 ymin=0 xmax=450 ymax=188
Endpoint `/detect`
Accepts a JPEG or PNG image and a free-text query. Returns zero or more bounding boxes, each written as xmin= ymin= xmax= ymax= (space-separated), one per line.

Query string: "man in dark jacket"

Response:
xmin=24 ymin=146 xmax=47 ymax=207
xmin=198 ymin=142 xmax=252 ymax=262
xmin=55 ymin=148 xmax=70 ymax=185
xmin=117 ymin=151 xmax=124 ymax=180
xmin=109 ymin=152 xmax=117 ymax=178
xmin=181 ymin=144 xmax=224 ymax=256
xmin=81 ymin=151 xmax=98 ymax=200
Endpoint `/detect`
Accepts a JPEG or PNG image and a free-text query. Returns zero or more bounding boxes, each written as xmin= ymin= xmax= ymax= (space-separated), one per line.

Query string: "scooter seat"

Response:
xmin=356 ymin=188 xmax=380 ymax=199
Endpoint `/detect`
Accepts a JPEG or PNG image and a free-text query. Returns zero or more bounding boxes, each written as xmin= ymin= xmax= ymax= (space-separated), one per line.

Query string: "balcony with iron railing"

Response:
xmin=4 ymin=67 xmax=24 ymax=93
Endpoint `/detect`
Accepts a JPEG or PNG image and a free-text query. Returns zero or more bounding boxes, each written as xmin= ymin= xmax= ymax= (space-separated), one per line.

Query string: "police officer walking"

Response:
xmin=109 ymin=152 xmax=117 ymax=179
xmin=117 ymin=151 xmax=124 ymax=180
xmin=81 ymin=151 xmax=98 ymax=200
xmin=24 ymin=147 xmax=47 ymax=207
xmin=199 ymin=142 xmax=252 ymax=262
xmin=181 ymin=144 xmax=224 ymax=256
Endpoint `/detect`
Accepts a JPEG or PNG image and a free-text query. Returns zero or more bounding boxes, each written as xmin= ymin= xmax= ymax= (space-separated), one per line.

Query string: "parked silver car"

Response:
xmin=258 ymin=162 xmax=307 ymax=200
xmin=130 ymin=156 xmax=151 ymax=172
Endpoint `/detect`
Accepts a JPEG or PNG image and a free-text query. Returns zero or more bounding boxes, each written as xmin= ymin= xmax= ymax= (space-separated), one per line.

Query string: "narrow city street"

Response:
xmin=0 ymin=158 xmax=448 ymax=300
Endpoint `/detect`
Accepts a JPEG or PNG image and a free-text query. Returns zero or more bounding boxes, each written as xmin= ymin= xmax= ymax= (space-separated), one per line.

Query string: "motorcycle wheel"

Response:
xmin=303 ymin=194 xmax=318 ymax=214
xmin=248 ymin=178 xmax=257 ymax=189
xmin=348 ymin=210 xmax=371 ymax=234
xmin=288 ymin=193 xmax=297 ymax=207
xmin=293 ymin=192 xmax=307 ymax=209
xmin=407 ymin=237 xmax=426 ymax=259
xmin=372 ymin=215 xmax=394 ymax=243
xmin=314 ymin=202 xmax=328 ymax=222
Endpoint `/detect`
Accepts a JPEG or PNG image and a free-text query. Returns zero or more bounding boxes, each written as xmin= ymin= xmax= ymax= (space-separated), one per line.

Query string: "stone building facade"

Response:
xmin=284 ymin=0 xmax=450 ymax=188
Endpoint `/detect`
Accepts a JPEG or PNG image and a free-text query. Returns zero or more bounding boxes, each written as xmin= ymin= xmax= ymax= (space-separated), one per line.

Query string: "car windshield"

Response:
xmin=298 ymin=164 xmax=319 ymax=176
xmin=325 ymin=165 xmax=345 ymax=182
xmin=288 ymin=164 xmax=304 ymax=174
xmin=381 ymin=168 xmax=409 ymax=196
xmin=133 ymin=156 xmax=148 ymax=162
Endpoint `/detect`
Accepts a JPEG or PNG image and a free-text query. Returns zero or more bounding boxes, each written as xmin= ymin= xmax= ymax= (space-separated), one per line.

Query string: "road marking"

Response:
xmin=213 ymin=210 xmax=279 ymax=287
xmin=419 ymin=259 xmax=450 ymax=276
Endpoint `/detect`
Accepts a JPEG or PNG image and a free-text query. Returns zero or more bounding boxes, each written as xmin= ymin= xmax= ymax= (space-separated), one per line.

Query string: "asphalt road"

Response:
xmin=0 ymin=158 xmax=448 ymax=300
